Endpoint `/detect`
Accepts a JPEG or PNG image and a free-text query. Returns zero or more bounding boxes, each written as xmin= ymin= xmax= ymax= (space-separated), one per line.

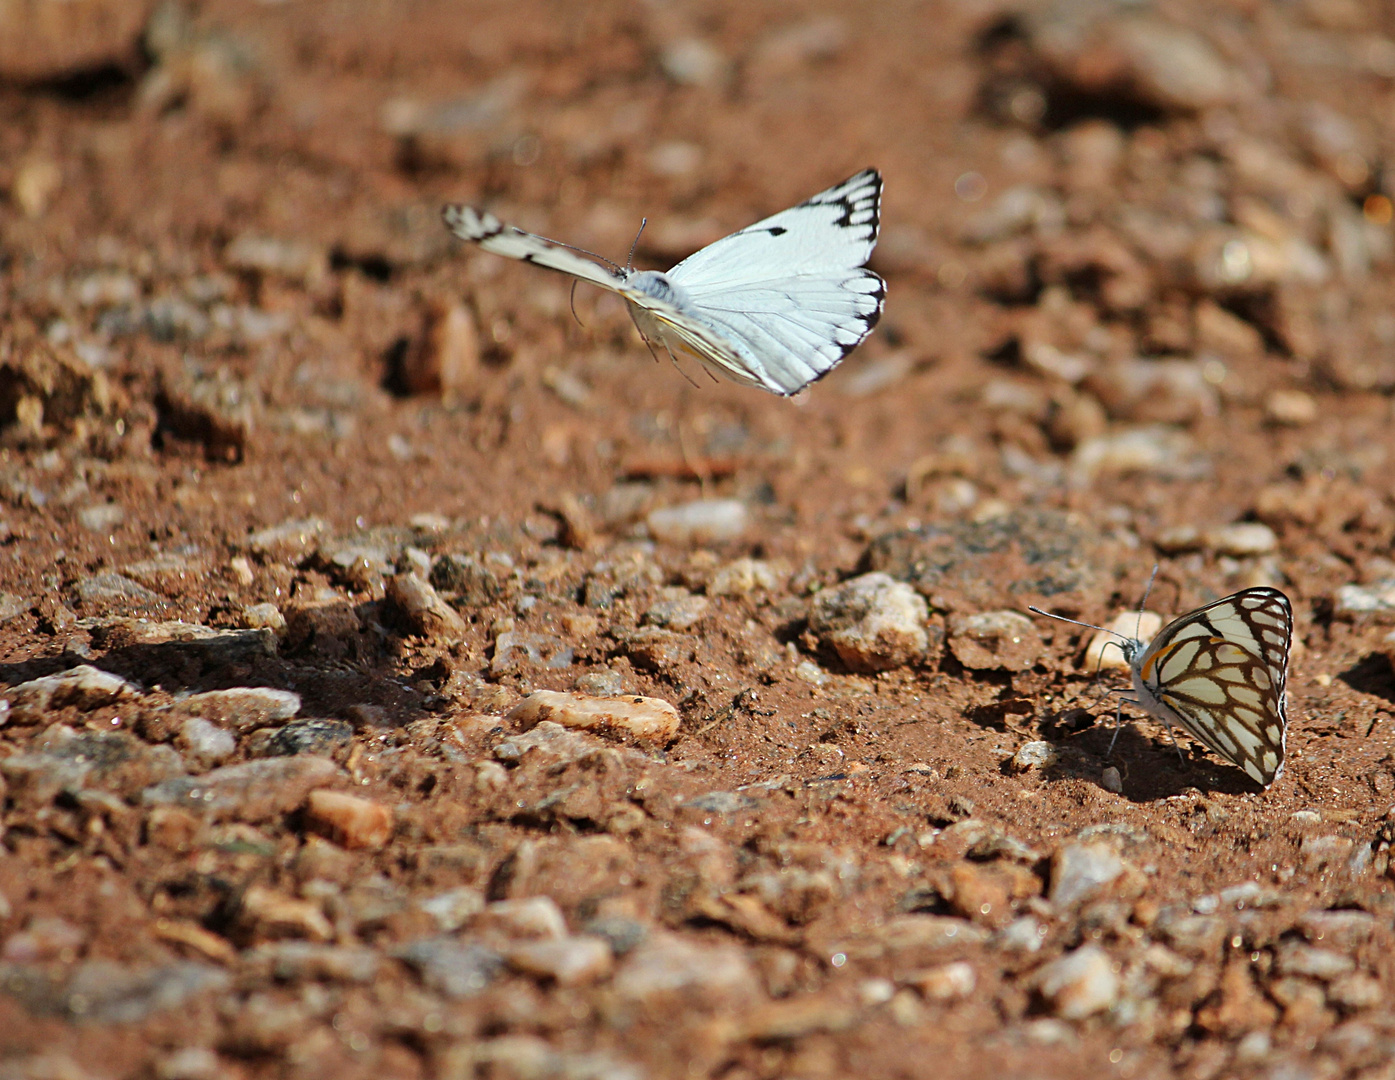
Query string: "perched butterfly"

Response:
xmin=1030 ymin=586 xmax=1293 ymax=788
xmin=442 ymin=170 xmax=885 ymax=396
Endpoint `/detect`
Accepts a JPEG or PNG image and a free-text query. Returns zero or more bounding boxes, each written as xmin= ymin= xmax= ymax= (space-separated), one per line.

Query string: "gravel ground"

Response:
xmin=4 ymin=1 xmax=1395 ymax=1078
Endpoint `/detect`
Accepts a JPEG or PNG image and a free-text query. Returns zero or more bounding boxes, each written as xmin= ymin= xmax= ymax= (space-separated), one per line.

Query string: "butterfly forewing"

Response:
xmin=441 ymin=206 xmax=625 ymax=291
xmin=1137 ymin=587 xmax=1292 ymax=787
xmin=668 ymin=169 xmax=882 ymax=283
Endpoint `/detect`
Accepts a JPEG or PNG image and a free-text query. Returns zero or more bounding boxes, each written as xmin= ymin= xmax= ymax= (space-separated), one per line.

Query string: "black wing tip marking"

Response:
xmin=796 ymin=168 xmax=883 ymax=244
xmin=442 ymin=203 xmax=504 ymax=242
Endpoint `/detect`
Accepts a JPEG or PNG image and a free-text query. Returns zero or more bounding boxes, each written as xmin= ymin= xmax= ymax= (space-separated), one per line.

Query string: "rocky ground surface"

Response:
xmin=4 ymin=1 xmax=1395 ymax=1078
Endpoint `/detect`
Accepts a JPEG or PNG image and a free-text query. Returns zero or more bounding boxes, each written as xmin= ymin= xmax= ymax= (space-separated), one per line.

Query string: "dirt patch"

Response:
xmin=3 ymin=1 xmax=1395 ymax=1078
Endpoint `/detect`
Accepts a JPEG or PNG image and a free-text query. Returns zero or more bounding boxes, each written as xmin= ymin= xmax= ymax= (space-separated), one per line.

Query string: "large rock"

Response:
xmin=808 ymin=572 xmax=930 ymax=672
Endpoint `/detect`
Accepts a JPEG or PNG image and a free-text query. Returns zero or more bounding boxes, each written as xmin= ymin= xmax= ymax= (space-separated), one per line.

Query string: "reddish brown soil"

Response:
xmin=3 ymin=1 xmax=1395 ymax=1078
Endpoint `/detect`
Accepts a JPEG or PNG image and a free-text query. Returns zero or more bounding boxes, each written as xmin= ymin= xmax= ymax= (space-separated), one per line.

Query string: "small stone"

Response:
xmin=59 ymin=960 xmax=229 ymax=1024
xmin=394 ymin=938 xmax=504 ymax=998
xmin=238 ymin=884 xmax=333 ymax=942
xmin=1265 ymin=389 xmax=1318 ymax=426
xmin=1153 ymin=910 xmax=1228 ymax=956
xmin=1274 ymin=940 xmax=1356 ymax=981
xmin=1085 ymin=359 xmax=1218 ymax=425
xmin=613 ymin=933 xmax=760 ymax=1007
xmin=224 ymin=233 xmax=328 ymax=286
xmin=505 ymin=936 xmax=614 ymax=986
xmin=393 ymin=300 xmax=481 ymax=400
xmin=868 ymin=915 xmax=990 ymax=953
xmin=155 ymin=1046 xmax=223 ymax=1080
xmin=241 ymin=603 xmax=284 ymax=633
xmin=1084 ymin=612 xmax=1163 ymax=671
xmin=73 ymin=571 xmax=164 ymax=610
xmin=3 ymin=664 xmax=136 ymax=724
xmin=245 ymin=518 xmax=327 ymax=562
xmin=907 ymin=961 xmax=976 ymax=1002
xmin=178 ymin=717 xmax=237 ymax=767
xmin=646 ymin=499 xmax=748 ymax=545
xmin=230 ymin=555 xmax=255 ymax=585
xmin=385 ymin=572 xmax=467 ymax=641
xmin=708 ymin=557 xmax=782 ymax=597
xmin=77 ymin=502 xmax=124 ymax=533
xmin=809 ymin=572 xmax=929 ymax=673
xmin=1100 ymin=766 xmax=1123 ymax=794
xmin=1298 ymin=910 xmax=1376 ymax=950
xmin=0 ymin=593 xmax=28 ymax=624
xmin=642 ymin=589 xmax=710 ymax=631
xmin=659 ymin=38 xmax=727 ymax=87
xmin=11 ymin=157 xmax=61 ymax=217
xmin=141 ymin=755 xmax=339 ymax=821
xmin=417 ymin=887 xmax=486 ymax=933
xmin=962 ymin=185 xmax=1065 ymax=244
xmin=1072 ymin=426 xmax=1200 ymax=480
xmin=491 ymin=631 xmax=574 ymax=675
xmin=3 ymin=916 xmax=85 ymax=962
xmin=1008 ymin=741 xmax=1059 ymax=774
xmin=1299 ymin=834 xmax=1355 ymax=871
xmin=430 ymin=554 xmax=503 ymax=606
xmin=1035 ymin=945 xmax=1120 ymax=1020
xmin=475 ymin=897 xmax=567 ymax=940
xmin=304 ymin=790 xmax=393 ymax=850
xmin=1203 ymin=522 xmax=1277 ymax=557
xmin=574 ymin=668 xmax=626 ymax=696
xmin=794 ymin=660 xmax=829 ymax=685
xmin=246 ymin=942 xmax=381 ymax=984
xmin=618 ymin=626 xmax=694 ymax=671
xmin=507 ymin=689 xmax=680 ymax=745
xmin=1334 ymin=581 xmax=1395 ymax=618
xmin=1049 ymin=843 xmax=1125 ymax=910
xmin=252 ymin=718 xmax=352 ymax=758
xmin=996 ymin=915 xmax=1047 ymax=953
xmin=741 ymin=995 xmax=860 ymax=1041
xmin=178 ymin=687 xmax=301 ymax=734
xmin=1327 ymin=973 xmax=1382 ymax=1011
xmin=948 ymin=610 xmax=1042 ymax=672
xmin=1195 ymin=300 xmax=1265 ymax=358
xmin=122 ymin=554 xmax=206 ymax=595
xmin=283 ymin=594 xmax=360 ymax=651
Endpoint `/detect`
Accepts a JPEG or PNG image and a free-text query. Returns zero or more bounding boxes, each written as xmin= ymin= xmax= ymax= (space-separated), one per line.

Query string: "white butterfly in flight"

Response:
xmin=442 ymin=170 xmax=885 ymax=396
xmin=1031 ymin=586 xmax=1293 ymax=788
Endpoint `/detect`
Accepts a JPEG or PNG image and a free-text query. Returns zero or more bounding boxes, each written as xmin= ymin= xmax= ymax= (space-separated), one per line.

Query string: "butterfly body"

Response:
xmin=443 ymin=170 xmax=885 ymax=396
xmin=1034 ymin=586 xmax=1293 ymax=788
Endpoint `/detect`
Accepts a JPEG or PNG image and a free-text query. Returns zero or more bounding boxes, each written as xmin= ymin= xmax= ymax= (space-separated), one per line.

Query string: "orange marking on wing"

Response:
xmin=1141 ymin=640 xmax=1181 ymax=682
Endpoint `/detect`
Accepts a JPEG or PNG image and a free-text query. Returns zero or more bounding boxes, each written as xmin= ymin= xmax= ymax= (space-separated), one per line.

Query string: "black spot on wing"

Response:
xmin=767 ymin=226 xmax=787 ymax=236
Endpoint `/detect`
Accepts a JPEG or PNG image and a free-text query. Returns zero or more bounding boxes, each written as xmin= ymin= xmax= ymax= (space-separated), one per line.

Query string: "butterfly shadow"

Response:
xmin=1338 ymin=652 xmax=1395 ymax=703
xmin=1033 ymin=716 xmax=1267 ymax=800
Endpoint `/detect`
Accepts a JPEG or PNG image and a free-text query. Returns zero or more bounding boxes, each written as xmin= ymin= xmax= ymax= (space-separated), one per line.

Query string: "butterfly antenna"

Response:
xmin=626 ymin=218 xmax=647 ymax=274
xmin=1135 ymin=564 xmax=1160 ymax=642
xmin=1028 ymin=606 xmax=1126 ymax=641
xmin=522 ymin=229 xmax=624 ymax=275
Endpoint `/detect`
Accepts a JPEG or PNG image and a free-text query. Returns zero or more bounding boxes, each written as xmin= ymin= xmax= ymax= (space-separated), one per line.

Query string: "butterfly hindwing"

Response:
xmin=1137 ymin=587 xmax=1292 ymax=787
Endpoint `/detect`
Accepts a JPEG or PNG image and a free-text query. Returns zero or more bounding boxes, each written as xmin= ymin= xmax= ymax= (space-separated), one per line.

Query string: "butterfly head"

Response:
xmin=628 ymin=270 xmax=680 ymax=302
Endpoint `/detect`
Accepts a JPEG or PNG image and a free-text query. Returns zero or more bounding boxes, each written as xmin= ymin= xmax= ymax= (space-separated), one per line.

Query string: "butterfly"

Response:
xmin=442 ymin=170 xmax=886 ymax=396
xmin=1030 ymin=586 xmax=1293 ymax=788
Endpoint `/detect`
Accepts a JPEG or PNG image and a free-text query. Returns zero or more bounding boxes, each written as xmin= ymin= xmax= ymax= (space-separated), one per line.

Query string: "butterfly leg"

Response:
xmin=659 ymin=339 xmax=702 ymax=389
xmin=1107 ymin=700 xmax=1124 ymax=758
